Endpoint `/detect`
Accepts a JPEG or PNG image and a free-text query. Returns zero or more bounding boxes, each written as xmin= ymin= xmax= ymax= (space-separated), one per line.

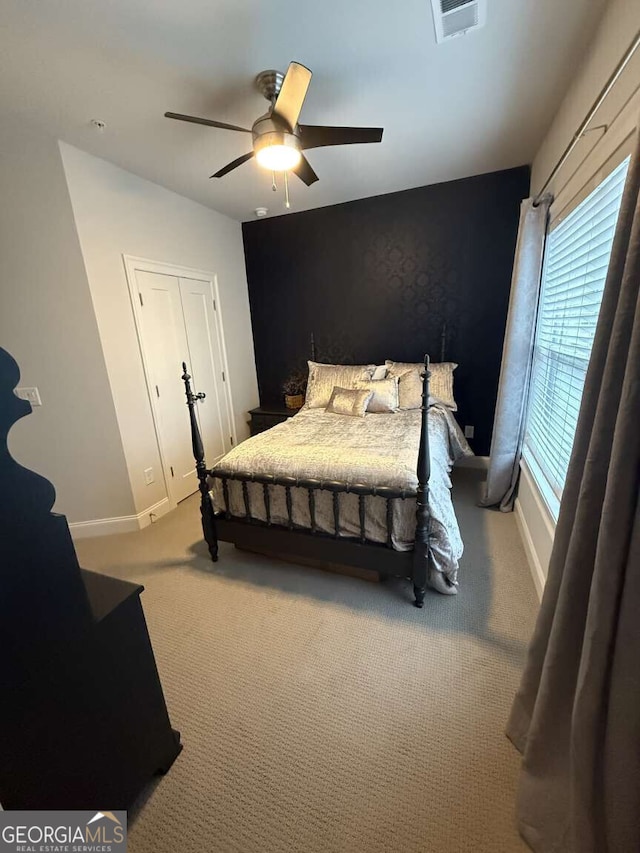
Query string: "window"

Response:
xmin=523 ymin=157 xmax=629 ymax=519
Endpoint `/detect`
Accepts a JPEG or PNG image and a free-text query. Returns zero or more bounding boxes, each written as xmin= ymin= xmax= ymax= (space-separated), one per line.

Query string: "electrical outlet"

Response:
xmin=16 ymin=387 xmax=42 ymax=407
xmin=464 ymin=425 xmax=475 ymax=439
xmin=144 ymin=467 xmax=154 ymax=485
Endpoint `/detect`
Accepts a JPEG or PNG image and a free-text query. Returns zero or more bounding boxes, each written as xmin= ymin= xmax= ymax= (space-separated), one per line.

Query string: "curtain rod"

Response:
xmin=533 ymin=29 xmax=640 ymax=206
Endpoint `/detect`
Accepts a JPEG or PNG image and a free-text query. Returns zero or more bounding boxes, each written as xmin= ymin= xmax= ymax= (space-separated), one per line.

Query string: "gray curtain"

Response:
xmin=507 ymin=129 xmax=640 ymax=852
xmin=480 ymin=195 xmax=551 ymax=510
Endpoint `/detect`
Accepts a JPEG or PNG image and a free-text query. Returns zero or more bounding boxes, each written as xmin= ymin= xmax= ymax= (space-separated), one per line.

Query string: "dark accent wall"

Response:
xmin=242 ymin=165 xmax=530 ymax=456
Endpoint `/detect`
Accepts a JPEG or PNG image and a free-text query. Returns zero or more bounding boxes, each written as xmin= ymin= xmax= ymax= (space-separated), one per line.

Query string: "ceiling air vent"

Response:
xmin=430 ymin=0 xmax=486 ymax=43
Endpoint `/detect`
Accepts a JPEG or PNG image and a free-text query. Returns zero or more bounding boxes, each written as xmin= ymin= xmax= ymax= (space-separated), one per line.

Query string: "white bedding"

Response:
xmin=209 ymin=404 xmax=472 ymax=587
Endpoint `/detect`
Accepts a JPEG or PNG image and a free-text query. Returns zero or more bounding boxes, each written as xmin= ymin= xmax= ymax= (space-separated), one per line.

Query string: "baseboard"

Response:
xmin=69 ymin=497 xmax=173 ymax=539
xmin=514 ymin=497 xmax=545 ymax=601
xmin=456 ymin=455 xmax=489 ymax=470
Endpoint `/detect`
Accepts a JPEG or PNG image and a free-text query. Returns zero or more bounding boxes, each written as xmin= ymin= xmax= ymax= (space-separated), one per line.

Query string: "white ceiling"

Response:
xmin=0 ymin=0 xmax=607 ymax=221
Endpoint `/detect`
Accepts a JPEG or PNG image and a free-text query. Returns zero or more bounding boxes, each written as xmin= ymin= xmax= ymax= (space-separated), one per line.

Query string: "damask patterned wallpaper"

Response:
xmin=242 ymin=165 xmax=529 ymax=455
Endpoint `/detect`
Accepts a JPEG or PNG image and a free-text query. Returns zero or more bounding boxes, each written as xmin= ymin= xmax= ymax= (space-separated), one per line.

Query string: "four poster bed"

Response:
xmin=181 ymin=354 xmax=471 ymax=607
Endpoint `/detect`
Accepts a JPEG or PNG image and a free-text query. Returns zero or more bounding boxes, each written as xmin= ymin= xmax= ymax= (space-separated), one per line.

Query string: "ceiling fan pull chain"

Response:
xmin=284 ymin=170 xmax=291 ymax=209
xmin=272 ymin=171 xmax=277 ymax=192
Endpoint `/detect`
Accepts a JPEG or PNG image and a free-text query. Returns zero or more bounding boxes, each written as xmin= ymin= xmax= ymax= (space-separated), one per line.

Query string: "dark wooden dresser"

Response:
xmin=0 ymin=345 xmax=181 ymax=810
xmin=249 ymin=403 xmax=298 ymax=435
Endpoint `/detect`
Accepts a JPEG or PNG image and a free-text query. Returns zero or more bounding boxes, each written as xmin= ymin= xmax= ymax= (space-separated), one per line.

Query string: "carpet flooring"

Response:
xmin=75 ymin=467 xmax=538 ymax=853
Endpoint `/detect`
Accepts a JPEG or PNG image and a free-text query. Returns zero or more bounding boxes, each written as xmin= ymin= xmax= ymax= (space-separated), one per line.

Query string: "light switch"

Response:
xmin=144 ymin=467 xmax=155 ymax=485
xmin=16 ymin=387 xmax=42 ymax=407
xmin=464 ymin=425 xmax=474 ymax=439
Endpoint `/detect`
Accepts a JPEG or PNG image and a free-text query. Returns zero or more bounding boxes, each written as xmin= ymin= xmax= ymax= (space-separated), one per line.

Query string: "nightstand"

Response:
xmin=248 ymin=404 xmax=299 ymax=436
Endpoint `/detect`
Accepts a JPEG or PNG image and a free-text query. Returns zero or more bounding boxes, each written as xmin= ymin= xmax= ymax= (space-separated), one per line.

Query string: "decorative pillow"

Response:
xmin=385 ymin=360 xmax=458 ymax=410
xmin=371 ymin=365 xmax=388 ymax=381
xmin=326 ymin=386 xmax=373 ymax=417
xmin=305 ymin=361 xmax=376 ymax=409
xmin=354 ymin=377 xmax=399 ymax=413
xmin=395 ymin=369 xmax=425 ymax=410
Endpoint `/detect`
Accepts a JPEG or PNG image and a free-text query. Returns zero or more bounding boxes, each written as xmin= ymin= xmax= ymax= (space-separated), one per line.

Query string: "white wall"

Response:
xmin=517 ymin=0 xmax=640 ymax=595
xmin=0 ymin=117 xmax=134 ymax=523
xmin=59 ymin=142 xmax=259 ymax=516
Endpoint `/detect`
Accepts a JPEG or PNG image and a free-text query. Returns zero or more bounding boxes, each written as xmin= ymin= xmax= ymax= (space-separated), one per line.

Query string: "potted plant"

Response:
xmin=282 ymin=370 xmax=307 ymax=410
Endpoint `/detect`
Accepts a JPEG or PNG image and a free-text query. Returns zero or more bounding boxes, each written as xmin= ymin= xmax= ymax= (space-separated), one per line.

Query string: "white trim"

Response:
xmin=514 ymin=459 xmax=556 ymax=601
xmin=522 ymin=445 xmax=560 ymax=521
xmin=209 ymin=273 xmax=238 ymax=449
xmin=455 ymin=455 xmax=489 ymax=470
xmin=514 ymin=497 xmax=546 ymax=601
xmin=520 ymin=455 xmax=559 ymax=540
xmin=69 ymin=497 xmax=172 ymax=539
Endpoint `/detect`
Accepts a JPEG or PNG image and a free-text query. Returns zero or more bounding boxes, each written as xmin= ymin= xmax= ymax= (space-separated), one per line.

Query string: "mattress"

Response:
xmin=209 ymin=404 xmax=472 ymax=587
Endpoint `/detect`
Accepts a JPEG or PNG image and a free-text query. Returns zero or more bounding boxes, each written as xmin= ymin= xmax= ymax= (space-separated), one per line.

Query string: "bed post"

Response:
xmin=440 ymin=322 xmax=447 ymax=362
xmin=412 ymin=354 xmax=431 ymax=607
xmin=181 ymin=363 xmax=218 ymax=562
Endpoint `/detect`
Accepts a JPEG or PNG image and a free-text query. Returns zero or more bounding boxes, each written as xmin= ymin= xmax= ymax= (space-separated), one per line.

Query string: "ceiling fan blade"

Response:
xmin=210 ymin=152 xmax=255 ymax=179
xmin=299 ymin=125 xmax=383 ymax=149
xmin=272 ymin=62 xmax=312 ymax=131
xmin=165 ymin=112 xmax=251 ymax=133
xmin=292 ymin=154 xmax=319 ymax=187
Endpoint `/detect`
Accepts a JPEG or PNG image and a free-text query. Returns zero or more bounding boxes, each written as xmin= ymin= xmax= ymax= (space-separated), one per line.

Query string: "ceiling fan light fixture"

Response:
xmin=166 ymin=61 xmax=384 ymax=188
xmin=254 ymin=131 xmax=301 ymax=171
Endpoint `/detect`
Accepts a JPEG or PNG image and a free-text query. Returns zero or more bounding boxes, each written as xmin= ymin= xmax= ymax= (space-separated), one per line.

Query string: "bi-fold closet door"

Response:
xmin=132 ymin=265 xmax=233 ymax=506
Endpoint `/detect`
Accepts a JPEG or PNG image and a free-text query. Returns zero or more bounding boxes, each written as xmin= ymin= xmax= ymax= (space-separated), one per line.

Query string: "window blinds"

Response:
xmin=524 ymin=157 xmax=629 ymax=512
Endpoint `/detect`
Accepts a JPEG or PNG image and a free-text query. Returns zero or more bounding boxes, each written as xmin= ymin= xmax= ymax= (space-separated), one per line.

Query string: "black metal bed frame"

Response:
xmin=182 ymin=356 xmax=434 ymax=607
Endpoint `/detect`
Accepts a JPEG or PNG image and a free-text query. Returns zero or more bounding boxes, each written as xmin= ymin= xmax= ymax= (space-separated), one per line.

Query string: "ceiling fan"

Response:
xmin=165 ymin=62 xmax=384 ymax=189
